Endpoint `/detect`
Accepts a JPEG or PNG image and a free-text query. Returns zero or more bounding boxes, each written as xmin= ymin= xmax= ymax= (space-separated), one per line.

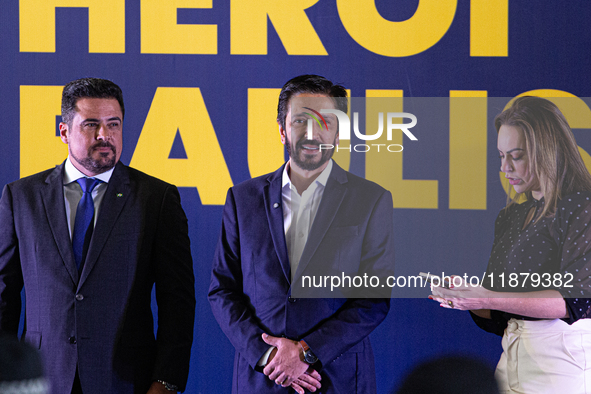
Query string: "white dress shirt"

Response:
xmin=257 ymin=159 xmax=333 ymax=367
xmin=282 ymin=159 xmax=333 ymax=281
xmin=62 ymin=157 xmax=114 ymax=239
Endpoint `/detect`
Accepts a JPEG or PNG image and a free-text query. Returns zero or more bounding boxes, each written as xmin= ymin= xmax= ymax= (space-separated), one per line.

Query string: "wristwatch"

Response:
xmin=299 ymin=340 xmax=318 ymax=364
xmin=157 ymin=380 xmax=179 ymax=392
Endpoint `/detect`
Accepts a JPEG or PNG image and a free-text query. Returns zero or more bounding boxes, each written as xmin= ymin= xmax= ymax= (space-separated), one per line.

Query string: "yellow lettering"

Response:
xmin=449 ymin=91 xmax=488 ymax=209
xmin=365 ymin=90 xmax=438 ymax=208
xmin=141 ymin=0 xmax=217 ymax=54
xmin=231 ymin=0 xmax=326 ymax=55
xmin=470 ymin=0 xmax=508 ymax=57
xmin=336 ymin=0 xmax=456 ymax=57
xmin=20 ymin=86 xmax=67 ymax=177
xmin=248 ymin=88 xmax=285 ymax=178
xmin=506 ymin=90 xmax=591 ymax=128
xmin=19 ymin=0 xmax=125 ymax=53
xmin=130 ymin=87 xmax=232 ymax=205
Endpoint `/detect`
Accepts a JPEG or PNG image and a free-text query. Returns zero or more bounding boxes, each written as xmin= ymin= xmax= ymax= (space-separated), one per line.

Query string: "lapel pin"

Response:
xmin=117 ymin=193 xmax=123 ymax=198
xmin=273 ymin=203 xmax=279 ymax=209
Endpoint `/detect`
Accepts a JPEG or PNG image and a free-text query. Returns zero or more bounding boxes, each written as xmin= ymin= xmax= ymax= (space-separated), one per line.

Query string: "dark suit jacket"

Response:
xmin=208 ymin=162 xmax=394 ymax=393
xmin=0 ymin=161 xmax=195 ymax=394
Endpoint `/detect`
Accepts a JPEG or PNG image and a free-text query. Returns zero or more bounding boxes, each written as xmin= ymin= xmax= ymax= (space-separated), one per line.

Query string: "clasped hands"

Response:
xmin=262 ymin=333 xmax=321 ymax=393
xmin=429 ymin=275 xmax=492 ymax=311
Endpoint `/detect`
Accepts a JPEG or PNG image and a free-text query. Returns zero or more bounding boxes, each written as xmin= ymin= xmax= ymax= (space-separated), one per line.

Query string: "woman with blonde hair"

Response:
xmin=431 ymin=96 xmax=591 ymax=393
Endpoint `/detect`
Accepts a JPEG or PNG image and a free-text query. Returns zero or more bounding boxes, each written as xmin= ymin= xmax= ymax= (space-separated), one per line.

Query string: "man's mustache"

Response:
xmin=91 ymin=141 xmax=116 ymax=152
xmin=296 ymin=139 xmax=321 ymax=148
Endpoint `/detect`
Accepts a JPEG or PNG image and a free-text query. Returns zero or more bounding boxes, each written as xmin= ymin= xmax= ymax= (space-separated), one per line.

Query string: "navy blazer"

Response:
xmin=209 ymin=162 xmax=394 ymax=393
xmin=0 ymin=161 xmax=195 ymax=394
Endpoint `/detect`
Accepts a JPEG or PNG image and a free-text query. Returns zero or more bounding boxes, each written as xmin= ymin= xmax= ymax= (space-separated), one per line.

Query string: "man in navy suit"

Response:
xmin=209 ymin=75 xmax=394 ymax=393
xmin=0 ymin=78 xmax=195 ymax=394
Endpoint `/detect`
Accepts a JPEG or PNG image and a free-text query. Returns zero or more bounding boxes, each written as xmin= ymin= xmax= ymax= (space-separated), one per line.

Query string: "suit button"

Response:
xmin=69 ymin=336 xmax=77 ymax=344
xmin=75 ymin=294 xmax=84 ymax=301
xmin=288 ymin=297 xmax=297 ymax=303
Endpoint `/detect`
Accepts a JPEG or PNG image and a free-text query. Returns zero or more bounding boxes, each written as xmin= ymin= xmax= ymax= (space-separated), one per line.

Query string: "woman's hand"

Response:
xmin=429 ymin=275 xmax=493 ymax=311
xmin=428 ymin=275 xmax=568 ymax=319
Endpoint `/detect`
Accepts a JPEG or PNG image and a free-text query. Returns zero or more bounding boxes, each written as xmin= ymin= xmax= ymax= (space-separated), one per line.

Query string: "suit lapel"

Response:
xmin=41 ymin=163 xmax=79 ymax=284
xmin=78 ymin=162 xmax=130 ymax=287
xmin=294 ymin=163 xmax=348 ymax=279
xmin=263 ymin=165 xmax=291 ymax=282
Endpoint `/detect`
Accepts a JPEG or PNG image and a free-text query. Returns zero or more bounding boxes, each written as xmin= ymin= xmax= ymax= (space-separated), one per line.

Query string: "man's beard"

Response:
xmin=71 ymin=141 xmax=117 ymax=174
xmin=286 ymin=134 xmax=337 ymax=171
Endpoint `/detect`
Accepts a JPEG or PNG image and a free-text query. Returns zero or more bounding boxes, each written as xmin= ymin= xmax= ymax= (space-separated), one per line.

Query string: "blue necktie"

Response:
xmin=72 ymin=178 xmax=101 ymax=271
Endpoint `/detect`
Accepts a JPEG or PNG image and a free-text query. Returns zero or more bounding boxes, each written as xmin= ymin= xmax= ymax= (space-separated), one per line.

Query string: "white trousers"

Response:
xmin=496 ymin=318 xmax=591 ymax=394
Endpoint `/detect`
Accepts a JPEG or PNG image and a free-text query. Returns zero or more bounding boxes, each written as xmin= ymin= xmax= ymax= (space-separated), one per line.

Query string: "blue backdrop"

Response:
xmin=2 ymin=1 xmax=591 ymax=392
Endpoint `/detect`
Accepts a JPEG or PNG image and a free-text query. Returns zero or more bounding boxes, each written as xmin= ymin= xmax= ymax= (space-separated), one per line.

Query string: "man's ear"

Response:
xmin=59 ymin=122 xmax=69 ymax=144
xmin=278 ymin=122 xmax=287 ymax=145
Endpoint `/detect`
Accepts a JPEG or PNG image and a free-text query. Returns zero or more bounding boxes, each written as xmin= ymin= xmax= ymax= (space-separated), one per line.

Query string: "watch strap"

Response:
xmin=299 ymin=339 xmax=311 ymax=354
xmin=299 ymin=340 xmax=318 ymax=364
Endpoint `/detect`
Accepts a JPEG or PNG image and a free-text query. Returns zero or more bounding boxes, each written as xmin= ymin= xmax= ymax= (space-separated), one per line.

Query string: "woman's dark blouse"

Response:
xmin=472 ymin=191 xmax=591 ymax=336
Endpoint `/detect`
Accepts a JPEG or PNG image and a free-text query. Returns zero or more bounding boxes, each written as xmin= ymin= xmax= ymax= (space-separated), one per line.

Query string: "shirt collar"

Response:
xmin=282 ymin=159 xmax=333 ymax=190
xmin=63 ymin=157 xmax=115 ymax=185
xmin=532 ymin=196 xmax=545 ymax=208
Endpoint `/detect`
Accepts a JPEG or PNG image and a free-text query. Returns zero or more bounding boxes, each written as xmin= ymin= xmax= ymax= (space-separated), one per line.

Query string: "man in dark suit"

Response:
xmin=209 ymin=75 xmax=394 ymax=393
xmin=0 ymin=78 xmax=195 ymax=394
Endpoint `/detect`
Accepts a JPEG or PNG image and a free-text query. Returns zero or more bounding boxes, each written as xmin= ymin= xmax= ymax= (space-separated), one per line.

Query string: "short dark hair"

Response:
xmin=277 ymin=74 xmax=348 ymax=130
xmin=61 ymin=78 xmax=125 ymax=125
